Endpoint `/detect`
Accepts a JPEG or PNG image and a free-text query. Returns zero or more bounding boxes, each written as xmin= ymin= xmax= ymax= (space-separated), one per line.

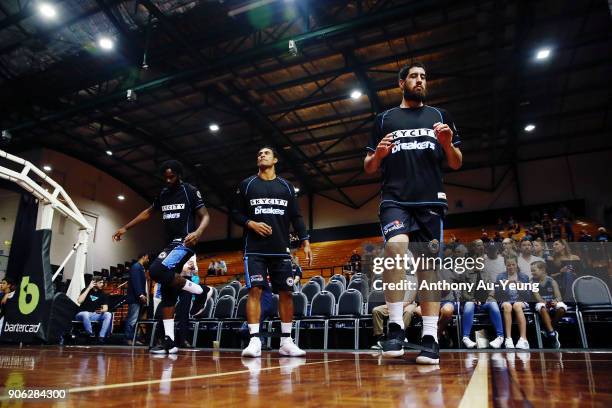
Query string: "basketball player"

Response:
xmin=364 ymin=62 xmax=462 ymax=364
xmin=232 ymin=147 xmax=313 ymax=357
xmin=112 ymin=160 xmax=213 ymax=354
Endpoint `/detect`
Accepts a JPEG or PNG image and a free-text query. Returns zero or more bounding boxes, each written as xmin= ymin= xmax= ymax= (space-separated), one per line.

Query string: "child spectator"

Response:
xmin=496 ymin=256 xmax=531 ymax=349
xmin=531 ymin=261 xmax=566 ymax=348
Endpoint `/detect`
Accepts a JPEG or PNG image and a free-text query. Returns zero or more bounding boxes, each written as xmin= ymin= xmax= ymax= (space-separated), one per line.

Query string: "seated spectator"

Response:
xmin=596 ymin=227 xmax=610 ymax=242
xmin=461 ymin=243 xmax=504 ymax=349
xmin=0 ymin=277 xmax=16 ymax=316
xmin=291 ymin=254 xmax=302 ymax=291
xmin=496 ymin=218 xmax=505 ymax=231
xmin=531 ymin=261 xmax=566 ymax=348
xmin=349 ymin=250 xmax=362 ymax=273
xmin=493 ymin=231 xmax=503 ymax=242
xmin=125 ymin=253 xmax=149 ymax=345
xmin=217 ymin=259 xmax=227 ymax=275
xmin=578 ymin=230 xmax=593 ymax=242
xmin=548 ymin=239 xmax=580 ymax=300
xmin=531 ymin=224 xmax=544 ymax=241
xmin=207 ymin=259 xmax=216 ymax=276
xmin=76 ymin=277 xmax=112 ymax=344
xmin=480 ymin=231 xmax=490 ymax=243
xmin=471 ymin=239 xmax=485 ymax=260
xmin=517 ymin=239 xmax=543 ymax=278
xmin=532 ymin=238 xmax=549 ymax=260
xmin=437 ymin=244 xmax=468 ymax=346
xmin=501 ymin=238 xmax=517 ymax=259
xmin=484 ymin=242 xmax=505 ymax=283
xmin=496 ymin=256 xmax=531 ymax=349
xmin=371 ymin=302 xmax=421 ymax=349
xmin=511 ymin=225 xmax=523 ymax=241
xmin=442 ymin=244 xmax=454 ymax=259
xmin=0 ymin=277 xmax=7 ymax=300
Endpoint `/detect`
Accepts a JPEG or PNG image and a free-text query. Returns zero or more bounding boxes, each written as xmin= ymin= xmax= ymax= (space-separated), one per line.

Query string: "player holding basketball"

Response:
xmin=232 ymin=146 xmax=312 ymax=357
xmin=364 ymin=62 xmax=462 ymax=364
xmin=112 ymin=160 xmax=213 ymax=354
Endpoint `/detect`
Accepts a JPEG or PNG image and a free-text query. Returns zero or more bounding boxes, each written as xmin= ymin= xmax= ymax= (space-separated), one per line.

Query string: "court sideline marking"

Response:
xmin=458 ymin=353 xmax=489 ymax=408
xmin=67 ymin=359 xmax=343 ymax=393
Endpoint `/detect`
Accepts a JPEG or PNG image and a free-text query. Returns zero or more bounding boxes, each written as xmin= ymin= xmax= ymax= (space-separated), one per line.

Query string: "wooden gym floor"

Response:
xmin=0 ymin=346 xmax=611 ymax=407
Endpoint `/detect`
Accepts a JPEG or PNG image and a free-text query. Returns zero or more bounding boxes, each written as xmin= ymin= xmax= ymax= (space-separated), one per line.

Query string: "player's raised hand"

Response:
xmin=433 ymin=122 xmax=453 ymax=147
xmin=112 ymin=227 xmax=127 ymax=242
xmin=375 ymin=134 xmax=394 ymax=159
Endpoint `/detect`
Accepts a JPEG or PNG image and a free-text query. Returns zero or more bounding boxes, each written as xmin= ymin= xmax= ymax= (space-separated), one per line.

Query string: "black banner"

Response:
xmin=1 ymin=229 xmax=76 ymax=343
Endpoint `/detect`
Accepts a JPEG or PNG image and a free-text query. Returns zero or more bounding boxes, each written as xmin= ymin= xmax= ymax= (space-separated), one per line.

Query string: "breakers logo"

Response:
xmin=383 ymin=220 xmax=405 ymax=235
xmin=391 ymin=140 xmax=435 ymax=153
xmin=390 ymin=129 xmax=436 ymax=154
xmin=251 ymin=198 xmax=288 ymax=216
xmin=254 ymin=207 xmax=285 ymax=215
xmin=3 ymin=323 xmax=41 ymax=333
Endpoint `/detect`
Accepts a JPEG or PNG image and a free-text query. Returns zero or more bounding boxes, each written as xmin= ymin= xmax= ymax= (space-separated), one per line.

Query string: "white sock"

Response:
xmin=387 ymin=302 xmax=405 ymax=330
xmin=248 ymin=323 xmax=260 ymax=335
xmin=281 ymin=322 xmax=292 ymax=334
xmin=163 ymin=319 xmax=175 ymax=341
xmin=281 ymin=322 xmax=292 ymax=344
xmin=182 ymin=280 xmax=203 ymax=295
xmin=422 ymin=316 xmax=438 ymax=342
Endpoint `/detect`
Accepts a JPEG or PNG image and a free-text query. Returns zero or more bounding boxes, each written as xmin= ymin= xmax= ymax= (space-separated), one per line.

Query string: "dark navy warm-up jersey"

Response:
xmin=232 ymin=176 xmax=309 ymax=257
xmin=152 ymin=182 xmax=206 ymax=241
xmin=366 ymin=105 xmax=461 ymax=208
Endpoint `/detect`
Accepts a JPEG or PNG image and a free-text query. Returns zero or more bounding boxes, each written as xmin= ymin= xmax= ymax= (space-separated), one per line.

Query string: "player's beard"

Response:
xmin=403 ymin=84 xmax=426 ymax=103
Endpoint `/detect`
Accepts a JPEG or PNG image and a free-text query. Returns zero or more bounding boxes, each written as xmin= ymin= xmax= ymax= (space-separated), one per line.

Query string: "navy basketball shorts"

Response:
xmin=244 ymin=255 xmax=294 ymax=292
xmin=150 ymin=238 xmax=194 ymax=286
xmin=379 ymin=203 xmax=444 ymax=257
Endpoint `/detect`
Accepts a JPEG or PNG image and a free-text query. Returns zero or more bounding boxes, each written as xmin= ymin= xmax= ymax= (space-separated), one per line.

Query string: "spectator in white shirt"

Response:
xmin=517 ymin=239 xmax=543 ymax=278
xmin=484 ymin=242 xmax=505 ymax=283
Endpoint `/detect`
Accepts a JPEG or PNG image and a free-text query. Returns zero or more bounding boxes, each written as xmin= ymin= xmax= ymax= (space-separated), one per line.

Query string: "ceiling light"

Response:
xmin=209 ymin=123 xmax=220 ymax=132
xmin=43 ymin=165 xmax=52 ymax=172
xmin=106 ymin=150 xmax=113 ymax=156
xmin=38 ymin=3 xmax=57 ymax=19
xmin=524 ymin=124 xmax=536 ymax=132
xmin=98 ymin=37 xmax=114 ymax=50
xmin=350 ymin=90 xmax=363 ymax=99
xmin=117 ymin=195 xmax=125 ymax=201
xmin=535 ymin=48 xmax=551 ymax=60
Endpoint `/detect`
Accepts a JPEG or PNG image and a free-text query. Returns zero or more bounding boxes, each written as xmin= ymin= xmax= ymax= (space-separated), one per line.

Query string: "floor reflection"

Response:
xmin=0 ymin=348 xmax=611 ymax=408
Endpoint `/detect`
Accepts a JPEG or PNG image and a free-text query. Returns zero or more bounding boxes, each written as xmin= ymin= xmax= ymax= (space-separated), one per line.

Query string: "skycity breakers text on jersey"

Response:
xmin=390 ymin=129 xmax=436 ymax=153
xmin=161 ymin=203 xmax=185 ymax=220
xmin=372 ymin=254 xmax=486 ymax=275
xmin=250 ymin=198 xmax=288 ymax=215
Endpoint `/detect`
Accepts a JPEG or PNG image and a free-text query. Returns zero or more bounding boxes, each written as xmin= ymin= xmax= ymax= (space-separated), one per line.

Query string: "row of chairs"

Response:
xmin=132 ymin=275 xmax=612 ymax=350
